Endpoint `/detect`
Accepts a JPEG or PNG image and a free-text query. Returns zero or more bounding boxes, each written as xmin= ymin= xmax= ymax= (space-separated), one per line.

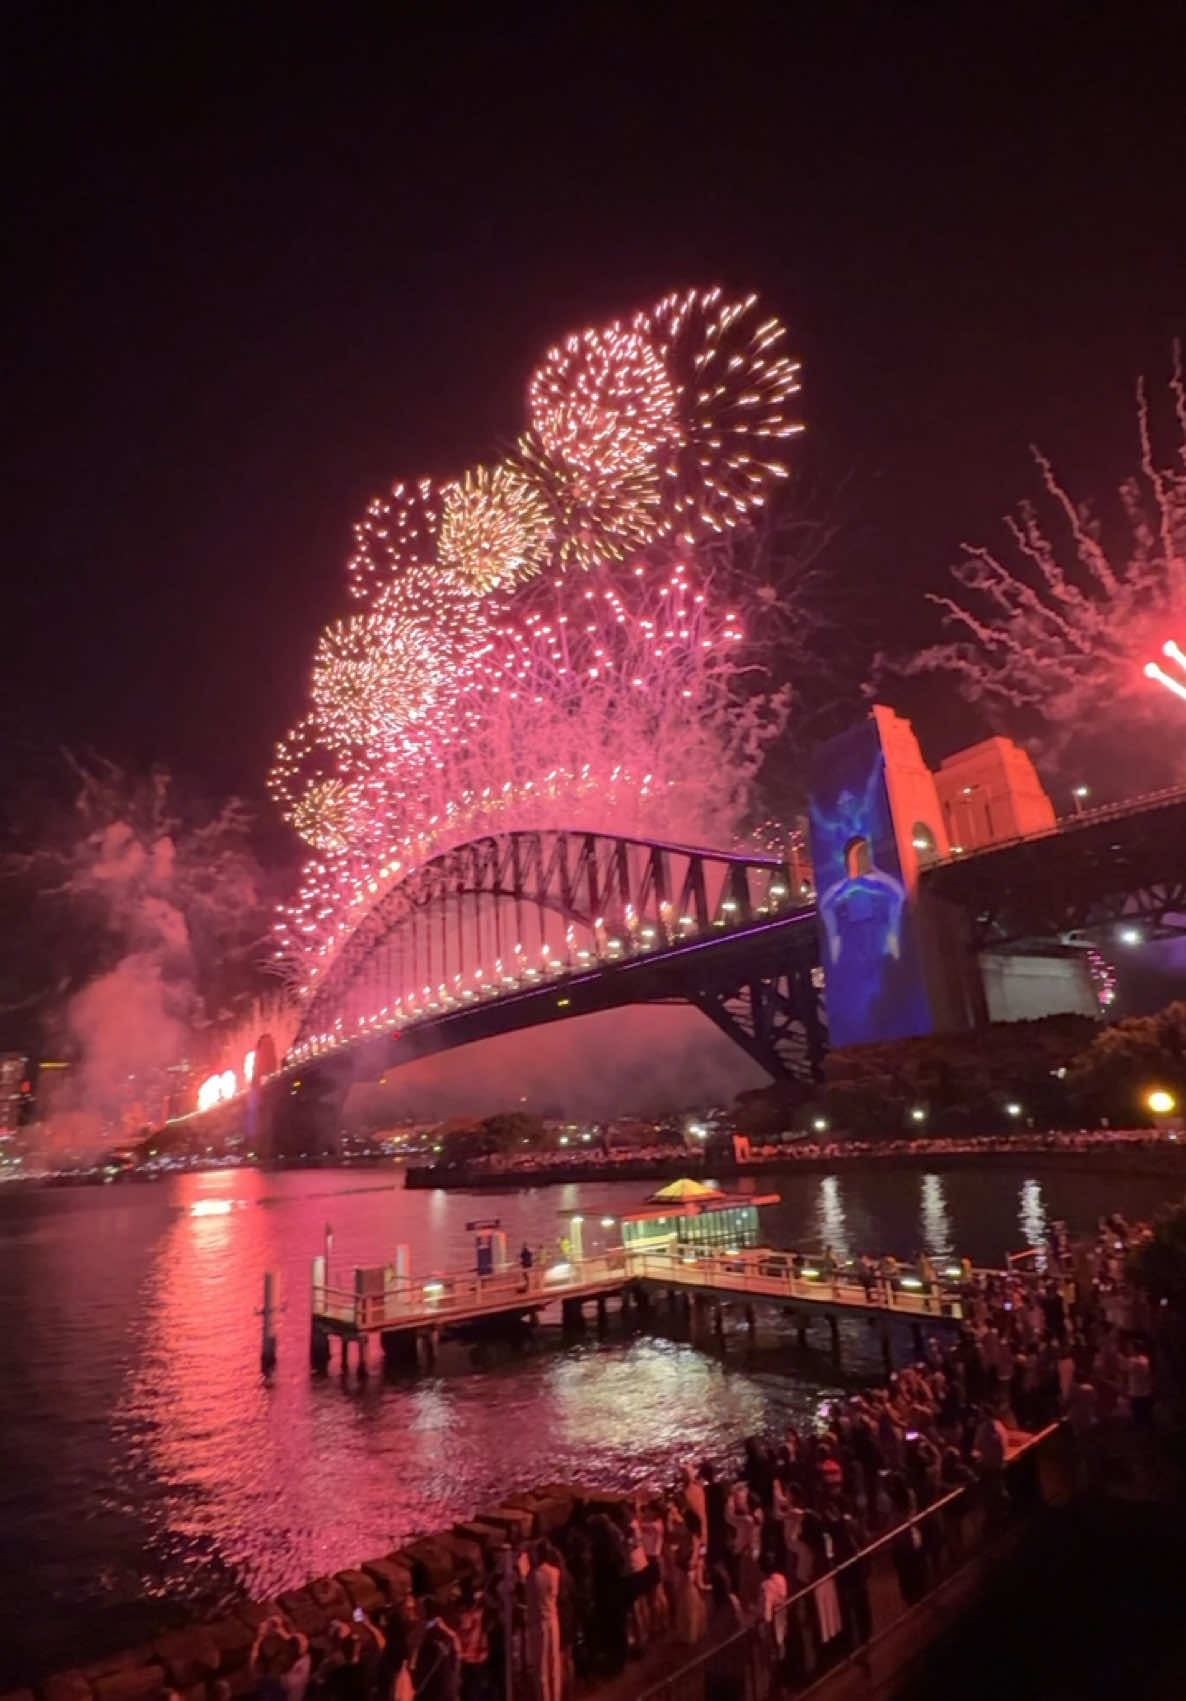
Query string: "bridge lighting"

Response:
xmin=1147 ymin=1089 xmax=1177 ymax=1116
xmin=910 ymin=1106 xmax=927 ymax=1123
xmin=1006 ymin=1102 xmax=1023 ymax=1117
xmin=770 ymin=883 xmax=787 ymax=896
xmin=601 ymin=1216 xmax=616 ymax=1227
xmin=220 ymin=1070 xmax=236 ymax=1100
xmin=244 ymin=1050 xmax=256 ymax=1084
xmin=679 ymin=915 xmax=695 ymax=927
xmin=812 ymin=1117 xmax=828 ymax=1132
xmin=1120 ymin=926 xmax=1143 ymax=946
xmin=557 ymin=997 xmax=571 ymax=1007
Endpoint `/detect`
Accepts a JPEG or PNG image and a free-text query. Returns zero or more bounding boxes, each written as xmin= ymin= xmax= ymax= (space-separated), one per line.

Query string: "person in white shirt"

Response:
xmin=758 ymin=1554 xmax=789 ymax=1655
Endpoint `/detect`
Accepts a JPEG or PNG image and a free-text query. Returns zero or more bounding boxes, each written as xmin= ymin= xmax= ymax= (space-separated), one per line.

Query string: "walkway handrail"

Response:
xmin=635 ymin=1421 xmax=1063 ymax=1701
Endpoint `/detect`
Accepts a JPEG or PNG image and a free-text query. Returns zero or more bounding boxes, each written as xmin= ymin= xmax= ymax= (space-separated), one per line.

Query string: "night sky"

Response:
xmin=5 ymin=5 xmax=1184 ymax=810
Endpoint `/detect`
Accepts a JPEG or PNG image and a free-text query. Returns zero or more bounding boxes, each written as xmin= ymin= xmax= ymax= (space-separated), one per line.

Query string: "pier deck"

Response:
xmin=311 ymin=1246 xmax=968 ymax=1344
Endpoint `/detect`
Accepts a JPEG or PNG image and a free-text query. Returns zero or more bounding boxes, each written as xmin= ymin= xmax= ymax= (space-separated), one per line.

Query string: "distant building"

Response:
xmin=0 ymin=1053 xmax=28 ymax=1135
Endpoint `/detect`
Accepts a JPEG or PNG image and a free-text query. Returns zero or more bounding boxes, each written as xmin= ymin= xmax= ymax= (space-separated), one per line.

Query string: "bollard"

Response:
xmin=260 ymin=1271 xmax=278 ymax=1373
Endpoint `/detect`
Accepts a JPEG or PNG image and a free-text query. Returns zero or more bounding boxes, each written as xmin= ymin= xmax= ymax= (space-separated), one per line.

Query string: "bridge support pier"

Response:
xmin=911 ymin=1321 xmax=926 ymax=1358
xmin=356 ymin=1334 xmax=369 ymax=1379
xmin=828 ymin=1314 xmax=840 ymax=1360
xmin=310 ymin=1326 xmax=331 ymax=1374
xmin=418 ymin=1328 xmax=439 ymax=1369
xmin=596 ymin=1295 xmax=609 ymax=1333
xmin=745 ymin=1304 xmax=757 ymax=1341
xmin=795 ymin=1313 xmax=808 ymax=1350
xmin=381 ymin=1329 xmax=418 ymax=1372
xmin=562 ymin=1297 xmax=586 ymax=1334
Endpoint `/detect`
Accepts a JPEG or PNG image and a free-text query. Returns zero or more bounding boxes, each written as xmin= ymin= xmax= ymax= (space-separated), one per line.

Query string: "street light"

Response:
xmin=910 ymin=1106 xmax=927 ymax=1124
xmin=1071 ymin=785 xmax=1090 ymax=816
xmin=1005 ymin=1102 xmax=1023 ymax=1118
xmin=812 ymin=1116 xmax=828 ymax=1133
xmin=1147 ymin=1089 xmax=1177 ymax=1116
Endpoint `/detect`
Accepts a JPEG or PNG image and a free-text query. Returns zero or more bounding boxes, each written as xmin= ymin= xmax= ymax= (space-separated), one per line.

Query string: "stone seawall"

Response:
xmin=7 ymin=1481 xmax=629 ymax=1701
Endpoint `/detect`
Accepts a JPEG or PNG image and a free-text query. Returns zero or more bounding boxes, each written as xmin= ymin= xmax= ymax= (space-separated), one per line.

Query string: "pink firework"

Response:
xmin=346 ymin=477 xmax=441 ymax=603
xmin=272 ymin=287 xmax=806 ymax=992
xmin=528 ymin=321 xmax=677 ymax=480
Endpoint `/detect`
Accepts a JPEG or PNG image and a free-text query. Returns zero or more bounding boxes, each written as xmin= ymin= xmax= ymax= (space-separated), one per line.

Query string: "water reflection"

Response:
xmin=1019 ymin=1178 xmax=1048 ymax=1270
xmin=919 ymin=1173 xmax=953 ymax=1258
xmin=813 ymin=1175 xmax=850 ymax=1261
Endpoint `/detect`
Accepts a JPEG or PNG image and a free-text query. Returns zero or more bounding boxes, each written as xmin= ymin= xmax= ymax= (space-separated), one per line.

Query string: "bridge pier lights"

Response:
xmin=310 ymin=1326 xmax=331 ymax=1373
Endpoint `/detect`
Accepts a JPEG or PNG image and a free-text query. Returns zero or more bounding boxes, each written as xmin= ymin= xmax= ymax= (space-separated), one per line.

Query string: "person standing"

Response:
xmin=411 ymin=1602 xmax=461 ymax=1701
xmin=1127 ymin=1338 xmax=1154 ymax=1426
xmin=526 ymin=1542 xmax=564 ymax=1701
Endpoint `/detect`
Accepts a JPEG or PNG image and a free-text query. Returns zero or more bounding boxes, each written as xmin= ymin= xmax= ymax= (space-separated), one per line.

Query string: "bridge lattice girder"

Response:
xmin=292 ymin=828 xmax=800 ymax=1058
xmin=921 ymin=790 xmax=1186 ymax=947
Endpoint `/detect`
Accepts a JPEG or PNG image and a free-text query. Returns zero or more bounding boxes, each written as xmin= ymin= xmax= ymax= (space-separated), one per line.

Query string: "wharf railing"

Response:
xmin=311 ymin=1249 xmax=629 ymax=1334
xmin=635 ymin=1422 xmax=1065 ymax=1701
xmin=629 ymin=1249 xmax=967 ymax=1319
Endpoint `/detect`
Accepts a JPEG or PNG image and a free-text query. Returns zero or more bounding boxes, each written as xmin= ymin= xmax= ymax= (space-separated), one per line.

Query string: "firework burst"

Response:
xmin=289 ymin=776 xmax=364 ymax=854
xmin=310 ymin=611 xmax=442 ymax=747
xmin=640 ymin=287 xmax=803 ymax=537
xmin=437 ymin=462 xmax=552 ymax=594
xmin=272 ymin=286 xmax=807 ymax=994
xmin=528 ymin=322 xmax=677 ymax=479
xmin=516 ymin=430 xmax=666 ymax=572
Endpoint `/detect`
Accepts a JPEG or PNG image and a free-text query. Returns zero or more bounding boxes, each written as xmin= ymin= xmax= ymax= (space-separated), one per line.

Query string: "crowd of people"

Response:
xmin=212 ymin=1211 xmax=1156 ymax=1701
xmin=430 ymin=1124 xmax=1181 ymax=1181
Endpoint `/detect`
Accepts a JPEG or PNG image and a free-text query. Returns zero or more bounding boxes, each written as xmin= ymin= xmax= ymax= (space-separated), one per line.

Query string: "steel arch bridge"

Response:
xmin=285 ymin=828 xmax=825 ymax=1088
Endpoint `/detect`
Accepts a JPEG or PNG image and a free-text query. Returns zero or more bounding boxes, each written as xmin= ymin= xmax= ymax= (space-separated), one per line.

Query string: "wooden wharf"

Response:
xmin=309 ymin=1245 xmax=972 ymax=1372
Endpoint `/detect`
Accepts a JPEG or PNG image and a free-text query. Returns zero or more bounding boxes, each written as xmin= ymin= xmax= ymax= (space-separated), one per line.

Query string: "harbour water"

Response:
xmin=0 ymin=1161 xmax=1179 ymax=1681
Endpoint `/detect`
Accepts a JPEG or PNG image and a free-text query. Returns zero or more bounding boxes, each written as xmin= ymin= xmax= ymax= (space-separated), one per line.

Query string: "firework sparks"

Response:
xmin=310 ymin=611 xmax=442 ymax=746
xmin=438 ymin=463 xmax=552 ymax=594
xmin=640 ymin=287 xmax=803 ymax=537
xmin=516 ymin=430 xmax=666 ymax=572
xmin=346 ymin=478 xmax=440 ymax=603
xmin=900 ymin=346 xmax=1186 ymax=753
xmin=528 ymin=322 xmax=676 ymax=479
xmin=289 ymin=777 xmax=364 ymax=853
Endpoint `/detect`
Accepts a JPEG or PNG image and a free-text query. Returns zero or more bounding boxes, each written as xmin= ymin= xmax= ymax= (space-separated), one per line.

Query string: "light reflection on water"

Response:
xmin=0 ymin=1161 xmax=1180 ymax=1679
xmin=920 ymin=1173 xmax=954 ymax=1259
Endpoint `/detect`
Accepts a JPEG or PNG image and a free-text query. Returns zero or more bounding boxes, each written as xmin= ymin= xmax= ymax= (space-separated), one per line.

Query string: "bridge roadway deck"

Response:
xmin=311 ymin=1249 xmax=969 ymax=1341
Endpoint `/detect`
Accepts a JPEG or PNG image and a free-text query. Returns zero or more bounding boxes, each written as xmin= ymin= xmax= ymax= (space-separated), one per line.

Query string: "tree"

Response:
xmin=823 ymin=1015 xmax=1096 ymax=1135
xmin=1067 ymin=1002 xmax=1186 ymax=1126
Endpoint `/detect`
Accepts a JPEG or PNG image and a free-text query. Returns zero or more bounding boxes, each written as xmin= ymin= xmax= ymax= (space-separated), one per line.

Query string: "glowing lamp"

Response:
xmin=910 ymin=1107 xmax=927 ymax=1123
xmin=1147 ymin=1089 xmax=1176 ymax=1116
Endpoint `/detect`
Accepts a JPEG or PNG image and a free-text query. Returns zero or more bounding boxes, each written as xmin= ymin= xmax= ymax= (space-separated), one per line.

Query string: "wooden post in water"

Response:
xmin=260 ymin=1271 xmax=278 ymax=1373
